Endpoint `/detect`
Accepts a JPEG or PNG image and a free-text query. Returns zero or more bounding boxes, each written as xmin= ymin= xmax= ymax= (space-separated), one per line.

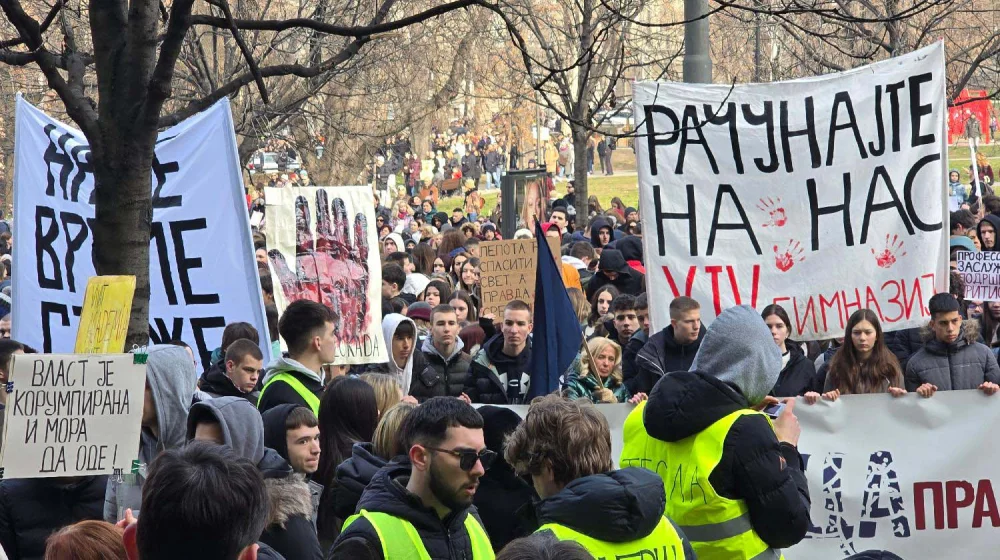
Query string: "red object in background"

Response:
xmin=949 ymin=89 xmax=994 ymax=144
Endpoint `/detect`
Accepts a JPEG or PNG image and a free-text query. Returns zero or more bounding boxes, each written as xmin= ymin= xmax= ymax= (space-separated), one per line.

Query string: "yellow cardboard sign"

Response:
xmin=74 ymin=276 xmax=136 ymax=353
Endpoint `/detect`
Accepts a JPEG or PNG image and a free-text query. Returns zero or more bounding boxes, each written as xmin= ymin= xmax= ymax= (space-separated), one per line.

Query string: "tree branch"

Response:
xmin=205 ymin=0 xmax=269 ymax=104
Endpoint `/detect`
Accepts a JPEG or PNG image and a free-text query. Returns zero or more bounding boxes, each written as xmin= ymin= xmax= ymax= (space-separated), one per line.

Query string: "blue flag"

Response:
xmin=528 ymin=224 xmax=583 ymax=399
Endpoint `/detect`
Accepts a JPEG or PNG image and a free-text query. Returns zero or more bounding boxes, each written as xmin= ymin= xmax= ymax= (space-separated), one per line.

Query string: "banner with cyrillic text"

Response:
xmin=634 ymin=43 xmax=949 ymax=340
xmin=264 ymin=186 xmax=386 ymax=364
xmin=785 ymin=391 xmax=999 ymax=558
xmin=0 ymin=353 xmax=146 ymax=478
xmin=12 ymin=96 xmax=270 ymax=370
xmin=955 ymin=251 xmax=998 ymax=301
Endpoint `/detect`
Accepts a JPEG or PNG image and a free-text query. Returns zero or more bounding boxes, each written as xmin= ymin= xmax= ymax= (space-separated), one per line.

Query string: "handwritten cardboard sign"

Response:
xmin=479 ymin=237 xmax=561 ymax=319
xmin=0 ymin=353 xmax=146 ymax=478
xmin=75 ymin=276 xmax=136 ymax=354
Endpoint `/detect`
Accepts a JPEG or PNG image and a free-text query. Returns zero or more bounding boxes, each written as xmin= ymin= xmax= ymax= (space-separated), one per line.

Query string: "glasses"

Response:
xmin=425 ymin=446 xmax=496 ymax=471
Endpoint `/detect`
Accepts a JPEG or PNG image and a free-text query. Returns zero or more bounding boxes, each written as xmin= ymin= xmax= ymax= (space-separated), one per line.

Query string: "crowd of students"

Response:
xmin=0 ymin=167 xmax=994 ymax=560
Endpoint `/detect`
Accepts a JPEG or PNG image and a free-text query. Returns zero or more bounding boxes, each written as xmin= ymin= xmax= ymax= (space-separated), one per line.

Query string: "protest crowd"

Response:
xmin=0 ymin=52 xmax=994 ymax=560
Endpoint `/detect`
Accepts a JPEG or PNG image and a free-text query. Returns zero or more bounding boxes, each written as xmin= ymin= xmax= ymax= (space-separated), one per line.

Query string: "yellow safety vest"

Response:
xmin=539 ymin=515 xmax=689 ymax=559
xmin=258 ymin=372 xmax=321 ymax=414
xmin=342 ymin=509 xmax=495 ymax=560
xmin=620 ymin=401 xmax=783 ymax=560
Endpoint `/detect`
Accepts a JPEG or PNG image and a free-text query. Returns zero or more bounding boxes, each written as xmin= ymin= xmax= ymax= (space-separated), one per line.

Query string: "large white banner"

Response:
xmin=13 ymin=97 xmax=270 ymax=370
xmin=634 ymin=44 xmax=949 ymax=340
xmin=265 ymin=186 xmax=386 ymax=364
xmin=787 ymin=391 xmax=998 ymax=558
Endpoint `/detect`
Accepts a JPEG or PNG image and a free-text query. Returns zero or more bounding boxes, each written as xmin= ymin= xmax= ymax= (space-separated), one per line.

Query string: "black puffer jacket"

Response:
xmin=409 ymin=338 xmax=473 ymax=400
xmin=622 ymin=330 xmax=649 ymax=394
xmin=885 ymin=327 xmax=924 ymax=372
xmin=0 ymin=476 xmax=108 ymax=560
xmin=199 ymin=362 xmax=259 ymax=402
xmin=632 ymin=326 xmax=705 ymax=394
xmin=535 ymin=468 xmax=695 ymax=558
xmin=328 ymin=463 xmax=487 ymax=560
xmin=584 ymin=249 xmax=646 ymax=300
xmin=643 ymin=370 xmax=811 ymax=549
xmin=771 ymin=343 xmax=816 ymax=397
xmin=330 ymin=443 xmax=389 ymax=521
xmin=464 ymin=334 xmax=532 ymax=404
xmin=904 ymin=320 xmax=1000 ymax=391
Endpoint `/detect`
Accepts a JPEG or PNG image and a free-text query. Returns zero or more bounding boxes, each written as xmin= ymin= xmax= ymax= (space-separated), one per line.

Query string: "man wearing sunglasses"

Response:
xmin=505 ymin=395 xmax=695 ymax=559
xmin=330 ymin=397 xmax=495 ymax=559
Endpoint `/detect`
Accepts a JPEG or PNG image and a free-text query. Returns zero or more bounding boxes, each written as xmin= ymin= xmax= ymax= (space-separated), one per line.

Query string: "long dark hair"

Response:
xmin=316 ymin=377 xmax=378 ymax=486
xmin=588 ymin=285 xmax=620 ymax=327
xmin=827 ymin=309 xmax=901 ymax=395
xmin=761 ymin=303 xmax=793 ymax=350
xmin=411 ymin=243 xmax=436 ymax=276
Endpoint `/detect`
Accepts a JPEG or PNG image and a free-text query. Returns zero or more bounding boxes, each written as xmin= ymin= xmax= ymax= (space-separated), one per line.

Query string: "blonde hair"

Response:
xmin=567 ymin=288 xmax=590 ymax=325
xmin=360 ymin=373 xmax=402 ymax=417
xmin=372 ymin=402 xmax=417 ymax=460
xmin=579 ymin=338 xmax=623 ymax=387
xmin=504 ymin=395 xmax=612 ymax=486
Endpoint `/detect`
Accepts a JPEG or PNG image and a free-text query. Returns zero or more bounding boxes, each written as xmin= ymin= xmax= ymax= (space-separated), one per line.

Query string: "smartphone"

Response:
xmin=762 ymin=402 xmax=785 ymax=419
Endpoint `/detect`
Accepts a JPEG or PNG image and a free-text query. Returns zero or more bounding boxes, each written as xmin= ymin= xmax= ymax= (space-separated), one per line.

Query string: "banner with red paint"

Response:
xmin=633 ymin=44 xmax=949 ymax=340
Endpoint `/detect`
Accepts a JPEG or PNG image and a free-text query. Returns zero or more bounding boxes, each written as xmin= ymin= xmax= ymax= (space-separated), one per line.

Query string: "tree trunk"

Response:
xmin=571 ymin=123 xmax=590 ymax=230
xmin=90 ymin=130 xmax=157 ymax=351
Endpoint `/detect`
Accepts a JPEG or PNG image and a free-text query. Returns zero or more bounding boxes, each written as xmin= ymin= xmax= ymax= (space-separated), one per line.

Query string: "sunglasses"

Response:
xmin=425 ymin=446 xmax=497 ymax=471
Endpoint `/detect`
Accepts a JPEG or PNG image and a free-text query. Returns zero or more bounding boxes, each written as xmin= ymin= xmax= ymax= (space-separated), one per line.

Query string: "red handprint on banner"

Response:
xmin=773 ymin=240 xmax=805 ymax=272
xmin=757 ymin=197 xmax=787 ymax=228
xmin=269 ymin=190 xmax=371 ymax=344
xmin=871 ymin=234 xmax=906 ymax=269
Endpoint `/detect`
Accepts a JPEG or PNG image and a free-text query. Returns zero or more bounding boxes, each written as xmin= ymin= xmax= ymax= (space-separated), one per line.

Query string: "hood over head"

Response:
xmin=187 ymin=397 xmax=290 ymax=478
xmin=145 ymin=344 xmax=196 ymax=455
xmin=977 ymin=214 xmax=1000 ymax=251
xmin=536 ymin=469 xmax=665 ymax=542
xmin=382 ymin=313 xmax=417 ymax=390
xmin=384 ymin=233 xmax=405 ymax=251
xmin=617 ymin=236 xmax=644 ymax=264
xmin=689 ymin=305 xmax=780 ymax=406
xmin=261 ymin=404 xmax=300 ymax=463
xmin=402 ymin=273 xmax=430 ymax=296
xmin=597 ymin=249 xmax=629 ymax=274
xmin=589 ymin=217 xmax=612 ymax=247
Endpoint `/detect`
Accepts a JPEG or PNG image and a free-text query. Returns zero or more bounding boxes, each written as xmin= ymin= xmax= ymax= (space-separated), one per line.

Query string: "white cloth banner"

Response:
xmin=787 ymin=391 xmax=1000 ymax=558
xmin=634 ymin=44 xmax=950 ymax=340
xmin=264 ymin=186 xmax=386 ymax=364
xmin=12 ymin=96 xmax=270 ymax=370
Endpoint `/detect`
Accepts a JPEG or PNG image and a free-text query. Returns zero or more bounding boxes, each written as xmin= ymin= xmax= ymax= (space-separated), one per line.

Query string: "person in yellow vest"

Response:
xmin=329 ymin=397 xmax=496 ymax=559
xmin=620 ymin=305 xmax=811 ymax=560
xmin=258 ymin=300 xmax=337 ymax=415
xmin=505 ymin=395 xmax=696 ymax=559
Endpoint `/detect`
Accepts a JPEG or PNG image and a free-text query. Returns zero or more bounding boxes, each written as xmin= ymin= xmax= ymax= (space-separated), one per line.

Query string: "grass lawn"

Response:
xmin=438 ymin=143 xmax=1000 ymax=212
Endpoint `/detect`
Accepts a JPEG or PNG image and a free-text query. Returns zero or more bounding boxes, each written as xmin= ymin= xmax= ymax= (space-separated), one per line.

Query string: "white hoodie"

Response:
xmin=381 ymin=314 xmax=417 ymax=392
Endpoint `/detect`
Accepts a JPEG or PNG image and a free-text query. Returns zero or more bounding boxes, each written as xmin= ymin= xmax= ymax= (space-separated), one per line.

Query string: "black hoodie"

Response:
xmin=977 ymin=213 xmax=1000 ymax=251
xmin=643 ymin=370 xmax=811 ymax=549
xmin=465 ymin=334 xmax=533 ymax=404
xmin=585 ymin=249 xmax=646 ymax=300
xmin=328 ymin=462 xmax=486 ymax=560
xmin=632 ymin=326 xmax=706 ymax=394
xmin=771 ymin=343 xmax=816 ymax=398
xmin=535 ymin=469 xmax=695 ymax=558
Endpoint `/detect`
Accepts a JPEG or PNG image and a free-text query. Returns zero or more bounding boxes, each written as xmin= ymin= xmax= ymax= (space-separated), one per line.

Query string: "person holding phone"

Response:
xmin=620 ymin=305 xmax=811 ymax=560
xmin=804 ymin=309 xmax=907 ymax=403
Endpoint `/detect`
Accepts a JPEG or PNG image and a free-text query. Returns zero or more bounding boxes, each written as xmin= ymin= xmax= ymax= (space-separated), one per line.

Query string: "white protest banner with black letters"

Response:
xmin=12 ymin=96 xmax=270 ymax=369
xmin=634 ymin=44 xmax=950 ymax=340
xmin=955 ymin=251 xmax=1000 ymax=301
xmin=0 ymin=353 xmax=145 ymax=479
xmin=264 ymin=186 xmax=386 ymax=364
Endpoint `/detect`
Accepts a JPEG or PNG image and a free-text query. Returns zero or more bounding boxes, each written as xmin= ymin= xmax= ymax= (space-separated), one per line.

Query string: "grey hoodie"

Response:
xmin=187 ymin=397 xmax=271 ymax=467
xmin=690 ymin=305 xmax=781 ymax=406
xmin=103 ymin=344 xmax=195 ymax=521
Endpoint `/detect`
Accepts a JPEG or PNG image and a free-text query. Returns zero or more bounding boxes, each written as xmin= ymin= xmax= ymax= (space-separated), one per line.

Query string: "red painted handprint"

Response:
xmin=871 ymin=234 xmax=906 ymax=269
xmin=773 ymin=240 xmax=805 ymax=272
xmin=757 ymin=197 xmax=787 ymax=228
xmin=269 ymin=190 xmax=371 ymax=344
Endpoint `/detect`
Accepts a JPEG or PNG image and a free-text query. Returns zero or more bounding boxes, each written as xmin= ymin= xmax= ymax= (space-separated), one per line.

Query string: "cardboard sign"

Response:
xmin=634 ymin=44 xmax=949 ymax=340
xmin=479 ymin=237 xmax=561 ymax=318
xmin=955 ymin=250 xmax=1000 ymax=301
xmin=0 ymin=353 xmax=146 ymax=478
xmin=75 ymin=276 xmax=136 ymax=353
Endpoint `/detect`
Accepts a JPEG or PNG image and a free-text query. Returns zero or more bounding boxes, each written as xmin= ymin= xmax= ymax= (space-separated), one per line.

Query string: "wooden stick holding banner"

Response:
xmin=970 ymin=138 xmax=982 ymax=199
xmin=0 ymin=353 xmax=146 ymax=479
xmin=75 ymin=276 xmax=136 ymax=354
